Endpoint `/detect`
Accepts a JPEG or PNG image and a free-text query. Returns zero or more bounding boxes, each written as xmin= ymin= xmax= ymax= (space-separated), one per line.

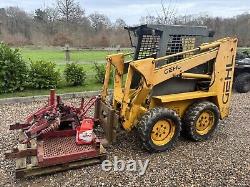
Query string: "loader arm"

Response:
xmin=101 ymin=52 xmax=137 ymax=109
xmin=101 ymin=53 xmax=125 ymax=102
xmin=121 ymin=38 xmax=238 ymax=130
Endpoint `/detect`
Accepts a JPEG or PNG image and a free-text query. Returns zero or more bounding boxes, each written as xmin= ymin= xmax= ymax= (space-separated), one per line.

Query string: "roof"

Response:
xmin=124 ymin=24 xmax=213 ymax=37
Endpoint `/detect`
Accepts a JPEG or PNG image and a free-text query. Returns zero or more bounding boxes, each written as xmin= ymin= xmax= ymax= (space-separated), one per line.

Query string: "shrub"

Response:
xmin=93 ymin=62 xmax=113 ymax=84
xmin=0 ymin=42 xmax=28 ymax=93
xmin=28 ymin=60 xmax=60 ymax=89
xmin=64 ymin=63 xmax=87 ymax=86
xmin=93 ymin=62 xmax=107 ymax=83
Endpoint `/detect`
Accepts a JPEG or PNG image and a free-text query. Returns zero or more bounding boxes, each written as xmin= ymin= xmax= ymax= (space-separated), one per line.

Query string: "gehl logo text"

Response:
xmin=164 ymin=65 xmax=181 ymax=74
xmin=222 ymin=55 xmax=234 ymax=104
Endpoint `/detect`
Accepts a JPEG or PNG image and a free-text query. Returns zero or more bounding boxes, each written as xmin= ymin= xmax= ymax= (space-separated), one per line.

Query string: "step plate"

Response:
xmin=37 ymin=136 xmax=99 ymax=167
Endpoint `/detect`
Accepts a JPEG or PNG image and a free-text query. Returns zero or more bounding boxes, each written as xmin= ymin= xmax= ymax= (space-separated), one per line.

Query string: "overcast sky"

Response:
xmin=0 ymin=0 xmax=250 ymax=25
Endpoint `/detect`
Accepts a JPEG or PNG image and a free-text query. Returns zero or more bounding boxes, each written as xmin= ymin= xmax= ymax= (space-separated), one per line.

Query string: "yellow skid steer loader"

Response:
xmin=95 ymin=25 xmax=237 ymax=152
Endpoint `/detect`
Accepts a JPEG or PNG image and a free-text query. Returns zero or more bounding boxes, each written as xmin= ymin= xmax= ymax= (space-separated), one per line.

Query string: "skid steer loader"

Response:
xmin=95 ymin=24 xmax=238 ymax=152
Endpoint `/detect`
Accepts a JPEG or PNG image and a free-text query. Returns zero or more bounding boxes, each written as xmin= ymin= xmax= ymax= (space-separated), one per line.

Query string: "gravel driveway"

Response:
xmin=0 ymin=93 xmax=249 ymax=187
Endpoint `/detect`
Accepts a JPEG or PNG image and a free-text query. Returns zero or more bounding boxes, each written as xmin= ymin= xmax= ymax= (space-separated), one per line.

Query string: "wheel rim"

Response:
xmin=151 ymin=119 xmax=176 ymax=146
xmin=195 ymin=110 xmax=215 ymax=135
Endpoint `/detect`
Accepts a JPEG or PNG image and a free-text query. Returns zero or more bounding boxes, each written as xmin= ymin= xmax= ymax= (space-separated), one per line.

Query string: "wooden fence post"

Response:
xmin=65 ymin=44 xmax=70 ymax=62
xmin=116 ymin=45 xmax=121 ymax=53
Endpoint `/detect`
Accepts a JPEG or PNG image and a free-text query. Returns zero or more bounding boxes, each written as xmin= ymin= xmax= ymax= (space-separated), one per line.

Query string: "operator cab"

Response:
xmin=124 ymin=24 xmax=215 ymax=95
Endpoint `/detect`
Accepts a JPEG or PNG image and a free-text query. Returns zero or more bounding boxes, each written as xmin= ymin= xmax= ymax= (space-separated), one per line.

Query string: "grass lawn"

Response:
xmin=20 ymin=47 xmax=128 ymax=64
xmin=56 ymin=63 xmax=95 ymax=76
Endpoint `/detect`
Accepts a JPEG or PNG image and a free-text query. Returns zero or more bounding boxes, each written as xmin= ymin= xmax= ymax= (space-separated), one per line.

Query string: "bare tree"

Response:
xmin=57 ymin=0 xmax=84 ymax=23
xmin=45 ymin=7 xmax=59 ymax=23
xmin=114 ymin=18 xmax=126 ymax=29
xmin=88 ymin=12 xmax=111 ymax=32
xmin=6 ymin=7 xmax=32 ymax=39
xmin=34 ymin=9 xmax=47 ymax=23
xmin=45 ymin=7 xmax=59 ymax=34
xmin=141 ymin=0 xmax=177 ymax=25
xmin=157 ymin=0 xmax=177 ymax=24
xmin=1 ymin=4 xmax=250 ymax=47
xmin=140 ymin=15 xmax=157 ymax=24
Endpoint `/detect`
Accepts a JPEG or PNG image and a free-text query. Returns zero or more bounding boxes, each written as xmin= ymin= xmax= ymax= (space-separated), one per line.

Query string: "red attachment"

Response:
xmin=76 ymin=119 xmax=94 ymax=145
xmin=25 ymin=105 xmax=54 ymax=124
xmin=49 ymin=89 xmax=56 ymax=106
xmin=79 ymin=97 xmax=98 ymax=119
xmin=40 ymin=129 xmax=76 ymax=139
xmin=37 ymin=135 xmax=100 ymax=167
xmin=12 ymin=89 xmax=98 ymax=144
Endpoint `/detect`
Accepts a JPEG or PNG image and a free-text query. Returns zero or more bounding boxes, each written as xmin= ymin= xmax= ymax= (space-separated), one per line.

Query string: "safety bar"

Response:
xmin=154 ymin=41 xmax=221 ymax=63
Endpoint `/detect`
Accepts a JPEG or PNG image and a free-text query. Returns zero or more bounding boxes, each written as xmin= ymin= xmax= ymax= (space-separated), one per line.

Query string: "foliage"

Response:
xmin=0 ymin=43 xmax=28 ymax=93
xmin=93 ymin=62 xmax=107 ymax=83
xmin=64 ymin=63 xmax=87 ymax=86
xmin=28 ymin=60 xmax=60 ymax=89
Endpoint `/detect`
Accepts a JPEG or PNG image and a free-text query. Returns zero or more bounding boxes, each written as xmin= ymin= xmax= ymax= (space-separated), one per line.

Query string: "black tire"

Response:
xmin=183 ymin=101 xmax=220 ymax=141
xmin=235 ymin=73 xmax=250 ymax=93
xmin=136 ymin=107 xmax=181 ymax=152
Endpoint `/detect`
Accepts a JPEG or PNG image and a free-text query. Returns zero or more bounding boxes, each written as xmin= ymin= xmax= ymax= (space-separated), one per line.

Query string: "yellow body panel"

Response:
xmin=152 ymin=91 xmax=217 ymax=103
xmin=150 ymin=99 xmax=193 ymax=118
xmin=153 ymin=50 xmax=218 ymax=86
xmin=208 ymin=41 xmax=237 ymax=118
xmin=100 ymin=37 xmax=238 ymax=133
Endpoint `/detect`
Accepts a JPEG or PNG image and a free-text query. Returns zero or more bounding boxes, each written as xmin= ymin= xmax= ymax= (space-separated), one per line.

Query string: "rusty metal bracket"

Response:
xmin=94 ymin=99 xmax=119 ymax=144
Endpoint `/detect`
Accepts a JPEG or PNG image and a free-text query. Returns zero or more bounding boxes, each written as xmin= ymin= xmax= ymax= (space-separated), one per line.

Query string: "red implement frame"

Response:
xmin=9 ymin=90 xmax=98 ymax=143
xmin=6 ymin=90 xmax=106 ymax=178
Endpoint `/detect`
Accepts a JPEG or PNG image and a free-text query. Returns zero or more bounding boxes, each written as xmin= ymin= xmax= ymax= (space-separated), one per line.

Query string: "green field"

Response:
xmin=20 ymin=47 xmax=128 ymax=78
xmin=20 ymin=47 xmax=118 ymax=63
xmin=20 ymin=47 xmax=130 ymax=83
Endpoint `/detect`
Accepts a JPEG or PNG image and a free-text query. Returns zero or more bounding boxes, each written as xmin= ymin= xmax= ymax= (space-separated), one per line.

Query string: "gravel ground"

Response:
xmin=0 ymin=93 xmax=249 ymax=187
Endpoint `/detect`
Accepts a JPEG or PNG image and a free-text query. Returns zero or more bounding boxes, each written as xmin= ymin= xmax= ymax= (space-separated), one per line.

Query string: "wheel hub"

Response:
xmin=151 ymin=120 xmax=175 ymax=146
xmin=195 ymin=110 xmax=214 ymax=135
